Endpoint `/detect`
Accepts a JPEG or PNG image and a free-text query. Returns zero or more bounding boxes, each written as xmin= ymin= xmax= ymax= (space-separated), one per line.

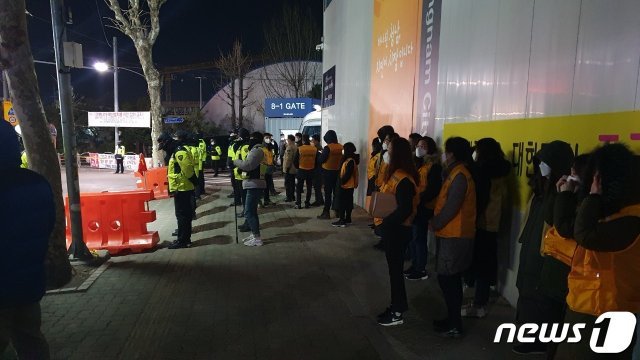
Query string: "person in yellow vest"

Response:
xmin=460 ymin=138 xmax=510 ymax=318
xmin=310 ymin=134 xmax=324 ymax=206
xmin=197 ymin=137 xmax=207 ymax=194
xmin=373 ymin=130 xmax=399 ymax=250
xmin=367 ymin=137 xmax=382 ymax=196
xmin=158 ymin=132 xmax=197 ymax=249
xmin=429 ymin=137 xmax=476 ymax=337
xmin=282 ymin=135 xmax=298 ymax=203
xmin=20 ymin=151 xmax=28 ymax=169
xmin=374 ymin=137 xmax=419 ymax=326
xmin=332 ymin=142 xmax=359 ymax=227
xmin=405 ymin=136 xmax=442 ymax=281
xmin=210 ymin=138 xmax=222 ymax=177
xmin=115 ymin=145 xmax=125 ymax=174
xmin=317 ymin=130 xmax=343 ymax=219
xmin=294 ymin=135 xmax=317 ymax=209
xmin=557 ymin=143 xmax=640 ymax=359
xmin=231 ymin=129 xmax=250 ymax=209
xmin=185 ymin=135 xmax=202 ymax=204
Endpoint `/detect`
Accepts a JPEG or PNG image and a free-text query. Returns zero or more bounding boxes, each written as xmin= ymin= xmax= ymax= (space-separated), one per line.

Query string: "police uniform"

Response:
xmin=210 ymin=141 xmax=222 ymax=176
xmin=168 ymin=144 xmax=197 ymax=248
xmin=115 ymin=145 xmax=125 ymax=173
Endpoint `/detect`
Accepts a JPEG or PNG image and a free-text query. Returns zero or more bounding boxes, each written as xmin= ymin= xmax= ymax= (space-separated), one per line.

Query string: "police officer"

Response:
xmin=210 ymin=138 xmax=222 ymax=177
xmin=115 ymin=145 xmax=125 ymax=174
xmin=231 ymin=129 xmax=251 ymax=212
xmin=198 ymin=136 xmax=207 ymax=194
xmin=158 ymin=132 xmax=198 ymax=249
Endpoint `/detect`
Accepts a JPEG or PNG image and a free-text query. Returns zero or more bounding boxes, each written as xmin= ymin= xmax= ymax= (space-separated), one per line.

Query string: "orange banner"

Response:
xmin=369 ymin=0 xmax=422 ymax=143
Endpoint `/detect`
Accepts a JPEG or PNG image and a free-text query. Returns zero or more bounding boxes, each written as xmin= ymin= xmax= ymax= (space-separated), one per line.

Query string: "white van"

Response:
xmin=299 ymin=105 xmax=321 ymax=138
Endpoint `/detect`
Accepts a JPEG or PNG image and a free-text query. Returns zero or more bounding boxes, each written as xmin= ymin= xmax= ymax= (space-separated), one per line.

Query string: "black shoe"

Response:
xmin=405 ymin=271 xmax=429 ymax=281
xmin=376 ymin=307 xmax=392 ymax=321
xmin=304 ymin=203 xmax=311 ymax=209
xmin=317 ymin=211 xmax=330 ymax=220
xmin=168 ymin=241 xmax=190 ymax=249
xmin=294 ymin=204 xmax=303 ymax=209
xmin=171 ymin=229 xmax=179 ymax=237
xmin=403 ymin=267 xmax=414 ymax=276
xmin=271 ymin=191 xmax=281 ymax=196
xmin=512 ymin=344 xmax=547 ymax=355
xmin=378 ymin=311 xmax=403 ymax=326
xmin=438 ymin=327 xmax=463 ymax=338
xmin=332 ymin=220 xmax=347 ymax=227
xmin=345 ymin=217 xmax=352 ymax=224
xmin=213 ymin=174 xmax=218 ymax=177
xmin=227 ymin=193 xmax=235 ymax=198
xmin=237 ymin=213 xmax=245 ymax=218
xmin=238 ymin=225 xmax=250 ymax=232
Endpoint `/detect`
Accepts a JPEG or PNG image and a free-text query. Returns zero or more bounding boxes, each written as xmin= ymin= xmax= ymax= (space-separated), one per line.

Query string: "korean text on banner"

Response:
xmin=88 ymin=112 xmax=151 ymax=128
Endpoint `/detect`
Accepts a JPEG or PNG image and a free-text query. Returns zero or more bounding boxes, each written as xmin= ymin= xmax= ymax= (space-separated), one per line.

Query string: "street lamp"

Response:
xmin=93 ymin=62 xmax=109 ymax=73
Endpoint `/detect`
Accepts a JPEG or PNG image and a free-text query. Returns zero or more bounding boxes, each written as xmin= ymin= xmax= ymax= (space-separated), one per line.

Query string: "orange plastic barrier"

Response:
xmin=134 ymin=167 xmax=169 ymax=200
xmin=65 ymin=190 xmax=160 ymax=255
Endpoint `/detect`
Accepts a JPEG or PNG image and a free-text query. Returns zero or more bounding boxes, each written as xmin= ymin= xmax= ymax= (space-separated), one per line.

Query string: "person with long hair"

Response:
xmin=375 ymin=137 xmax=419 ymax=326
xmin=556 ymin=144 xmax=640 ymax=359
xmin=430 ymin=137 xmax=476 ymax=337
xmin=461 ymin=138 xmax=511 ymax=318
xmin=405 ymin=136 xmax=442 ymax=281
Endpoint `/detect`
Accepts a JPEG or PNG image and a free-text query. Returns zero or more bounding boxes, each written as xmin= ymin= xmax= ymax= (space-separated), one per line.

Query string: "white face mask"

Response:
xmin=472 ymin=151 xmax=477 ymax=161
xmin=383 ymin=151 xmax=390 ymax=164
xmin=382 ymin=142 xmax=388 ymax=151
xmin=415 ymin=148 xmax=427 ymax=158
xmin=341 ymin=150 xmax=345 ymax=155
xmin=441 ymin=152 xmax=448 ymax=165
xmin=539 ymin=161 xmax=552 ymax=177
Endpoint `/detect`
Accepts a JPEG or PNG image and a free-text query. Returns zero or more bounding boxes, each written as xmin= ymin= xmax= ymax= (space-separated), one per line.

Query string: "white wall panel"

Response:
xmin=572 ymin=0 xmax=640 ymax=114
xmin=322 ymin=0 xmax=373 ymax=206
xmin=526 ymin=0 xmax=581 ymax=118
xmin=492 ymin=0 xmax=534 ymax=120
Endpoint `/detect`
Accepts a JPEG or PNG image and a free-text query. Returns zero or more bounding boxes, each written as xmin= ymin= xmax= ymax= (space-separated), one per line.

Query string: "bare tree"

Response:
xmin=105 ymin=0 xmax=167 ymax=165
xmin=0 ymin=0 xmax=71 ymax=287
xmin=215 ymin=40 xmax=253 ymax=129
xmin=262 ymin=4 xmax=321 ymax=98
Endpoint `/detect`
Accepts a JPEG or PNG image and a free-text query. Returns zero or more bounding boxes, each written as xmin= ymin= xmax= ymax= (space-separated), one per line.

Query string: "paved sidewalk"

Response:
xmin=41 ymin=173 xmax=536 ymax=360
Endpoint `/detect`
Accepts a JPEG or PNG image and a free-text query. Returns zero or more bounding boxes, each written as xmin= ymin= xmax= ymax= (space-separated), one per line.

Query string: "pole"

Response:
xmin=195 ymin=76 xmax=204 ymax=109
xmin=50 ymin=0 xmax=92 ymax=260
xmin=113 ymin=36 xmax=119 ymax=152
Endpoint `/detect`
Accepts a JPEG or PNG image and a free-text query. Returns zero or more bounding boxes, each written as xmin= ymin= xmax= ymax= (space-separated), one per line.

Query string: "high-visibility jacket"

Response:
xmin=198 ymin=139 xmax=207 ymax=163
xmin=187 ymin=145 xmax=201 ymax=174
xmin=340 ymin=158 xmax=359 ymax=189
xmin=20 ymin=151 xmax=28 ymax=169
xmin=228 ymin=143 xmax=236 ymax=161
xmin=434 ymin=163 xmax=476 ymax=239
xmin=322 ymin=143 xmax=343 ymax=171
xmin=542 ymin=227 xmax=577 ymax=266
xmin=233 ymin=144 xmax=250 ymax=180
xmin=168 ymin=146 xmax=195 ymax=192
xmin=417 ymin=161 xmax=435 ymax=209
xmin=375 ymin=158 xmax=388 ymax=188
xmin=566 ymin=204 xmax=640 ymax=316
xmin=298 ymin=145 xmax=317 ymax=170
xmin=367 ymin=153 xmax=380 ymax=180
xmin=211 ymin=145 xmax=222 ymax=161
xmin=116 ymin=146 xmax=125 ymax=156
xmin=262 ymin=147 xmax=274 ymax=166
xmin=374 ymin=169 xmax=419 ymax=226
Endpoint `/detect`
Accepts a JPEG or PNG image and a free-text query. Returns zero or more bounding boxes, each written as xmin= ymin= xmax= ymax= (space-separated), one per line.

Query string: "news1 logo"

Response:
xmin=494 ymin=312 xmax=637 ymax=353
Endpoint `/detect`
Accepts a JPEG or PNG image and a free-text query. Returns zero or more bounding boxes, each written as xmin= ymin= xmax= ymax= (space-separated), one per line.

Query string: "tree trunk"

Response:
xmin=135 ymin=42 xmax=163 ymax=166
xmin=238 ymin=75 xmax=244 ymax=129
xmin=0 ymin=0 xmax=71 ymax=287
xmin=230 ymin=78 xmax=236 ymax=129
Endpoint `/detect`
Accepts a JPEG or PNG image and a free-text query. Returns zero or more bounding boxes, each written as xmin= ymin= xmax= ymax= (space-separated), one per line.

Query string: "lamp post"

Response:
xmin=195 ymin=76 xmax=206 ymax=109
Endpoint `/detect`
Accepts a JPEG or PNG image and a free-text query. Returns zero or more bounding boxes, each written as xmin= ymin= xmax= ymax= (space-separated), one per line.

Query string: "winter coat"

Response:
xmin=283 ymin=143 xmax=298 ymax=175
xmin=476 ymin=158 xmax=511 ymax=233
xmin=234 ymin=144 xmax=266 ymax=189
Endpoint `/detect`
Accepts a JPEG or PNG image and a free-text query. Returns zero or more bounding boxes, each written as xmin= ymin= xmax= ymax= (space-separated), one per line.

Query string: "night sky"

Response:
xmin=25 ymin=0 xmax=323 ymax=107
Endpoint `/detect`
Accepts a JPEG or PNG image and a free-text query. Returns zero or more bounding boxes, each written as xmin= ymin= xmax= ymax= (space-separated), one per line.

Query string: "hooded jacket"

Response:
xmin=234 ymin=143 xmax=266 ymax=189
xmin=0 ymin=121 xmax=55 ymax=308
xmin=319 ymin=130 xmax=339 ymax=166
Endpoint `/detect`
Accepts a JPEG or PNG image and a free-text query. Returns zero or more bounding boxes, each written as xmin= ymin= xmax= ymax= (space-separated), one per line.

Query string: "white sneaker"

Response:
xmin=243 ymin=237 xmax=263 ymax=247
xmin=242 ymin=234 xmax=255 ymax=243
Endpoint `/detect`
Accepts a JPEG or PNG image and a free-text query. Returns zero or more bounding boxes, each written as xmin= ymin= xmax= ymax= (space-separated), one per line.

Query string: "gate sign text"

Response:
xmin=265 ymin=98 xmax=314 ymax=118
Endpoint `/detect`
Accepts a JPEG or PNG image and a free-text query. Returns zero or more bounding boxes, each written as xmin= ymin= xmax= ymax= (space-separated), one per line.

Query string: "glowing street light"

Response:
xmin=93 ymin=61 xmax=109 ymax=72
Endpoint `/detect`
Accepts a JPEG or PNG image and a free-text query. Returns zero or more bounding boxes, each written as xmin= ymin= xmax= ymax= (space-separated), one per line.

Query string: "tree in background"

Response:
xmin=105 ymin=0 xmax=167 ymax=166
xmin=0 ymin=0 xmax=71 ymax=287
xmin=214 ymin=40 xmax=254 ymax=129
xmin=261 ymin=3 xmax=322 ymax=98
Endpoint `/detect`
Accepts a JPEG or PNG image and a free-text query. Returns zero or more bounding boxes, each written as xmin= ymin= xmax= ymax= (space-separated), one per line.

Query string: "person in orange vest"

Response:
xmin=556 ymin=144 xmax=640 ymax=359
xmin=294 ymin=135 xmax=317 ymax=209
xmin=317 ymin=130 xmax=343 ymax=219
xmin=460 ymin=138 xmax=510 ymax=318
xmin=332 ymin=142 xmax=359 ymax=227
xmin=405 ymin=136 xmax=442 ymax=281
xmin=429 ymin=137 xmax=476 ymax=338
xmin=367 ymin=137 xmax=383 ymax=197
xmin=375 ymin=137 xmax=419 ymax=326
